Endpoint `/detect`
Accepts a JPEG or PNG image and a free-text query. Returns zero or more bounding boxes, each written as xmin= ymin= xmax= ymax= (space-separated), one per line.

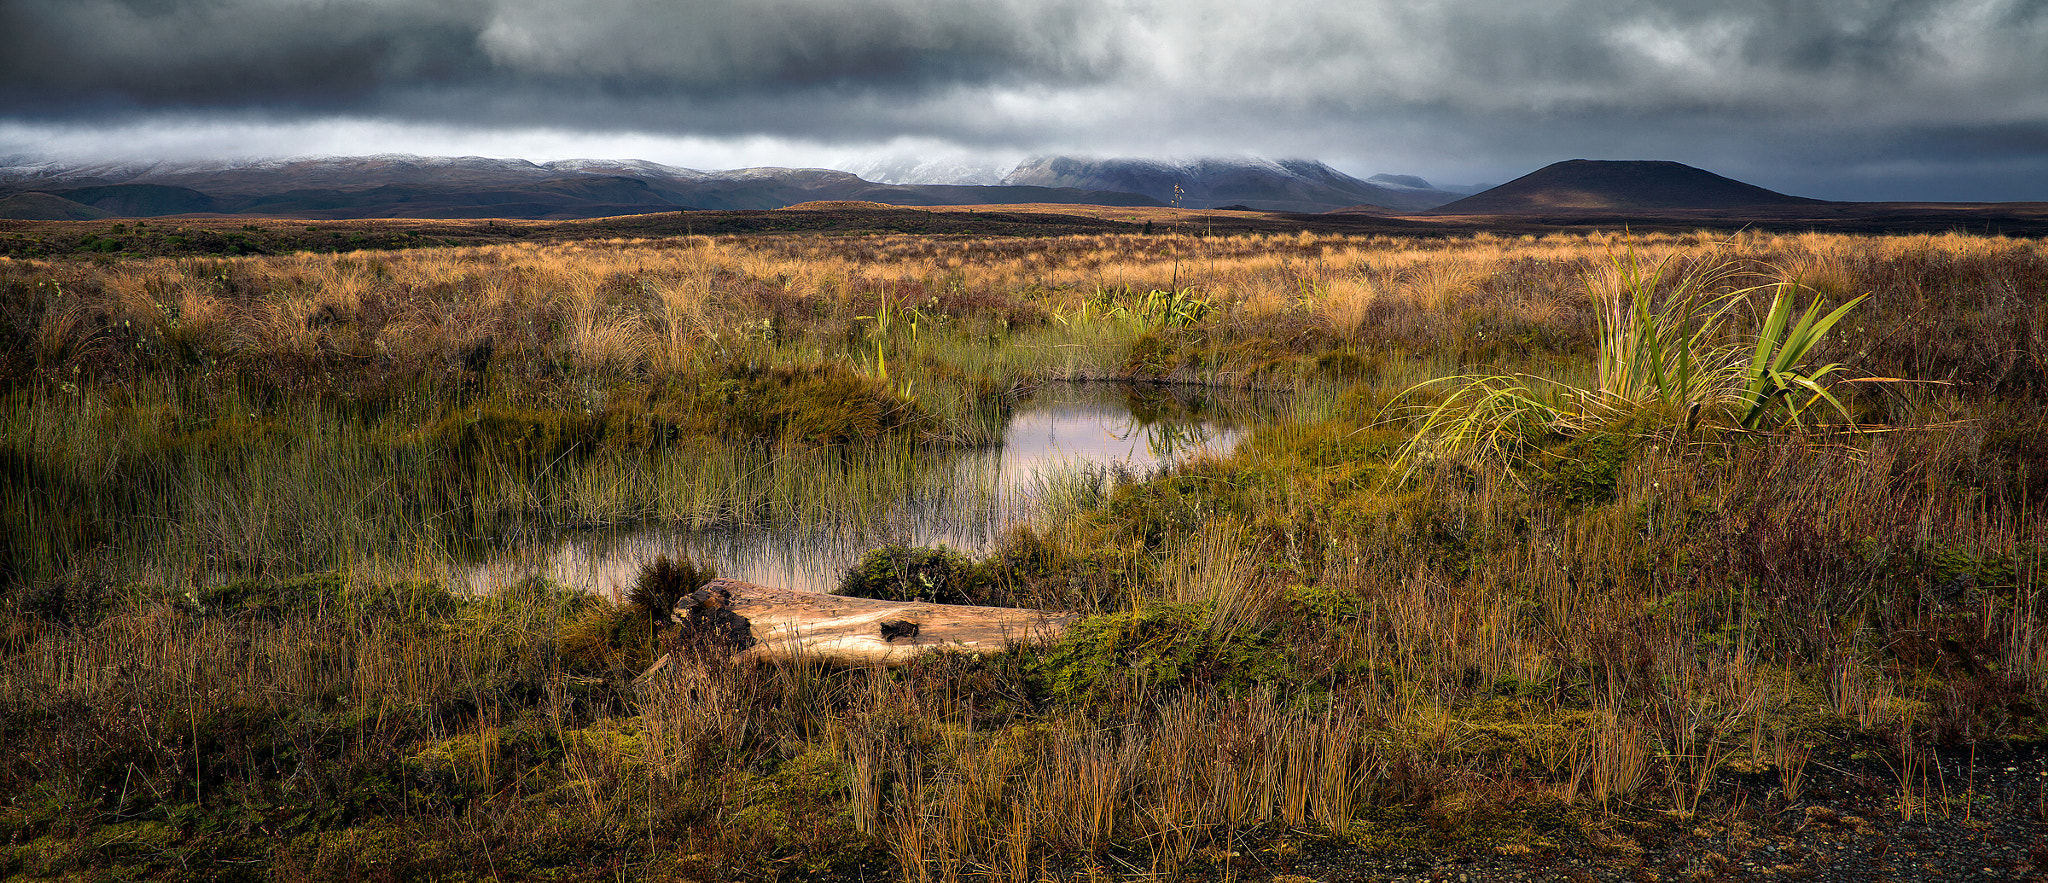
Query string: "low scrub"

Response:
xmin=2 ymin=229 xmax=2043 ymax=880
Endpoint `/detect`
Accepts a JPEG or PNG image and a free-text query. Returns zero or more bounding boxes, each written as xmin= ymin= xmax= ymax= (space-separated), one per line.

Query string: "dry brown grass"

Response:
xmin=8 ymin=229 xmax=2044 ymax=393
xmin=2 ymin=227 xmax=2045 ymax=880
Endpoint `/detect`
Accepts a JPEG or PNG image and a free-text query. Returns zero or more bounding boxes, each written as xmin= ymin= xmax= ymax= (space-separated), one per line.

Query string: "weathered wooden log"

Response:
xmin=651 ymin=577 xmax=1079 ymax=670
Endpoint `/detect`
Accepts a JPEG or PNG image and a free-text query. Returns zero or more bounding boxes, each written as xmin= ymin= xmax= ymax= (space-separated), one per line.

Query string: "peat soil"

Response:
xmin=795 ymin=743 xmax=2048 ymax=882
xmin=1193 ymin=742 xmax=2048 ymax=883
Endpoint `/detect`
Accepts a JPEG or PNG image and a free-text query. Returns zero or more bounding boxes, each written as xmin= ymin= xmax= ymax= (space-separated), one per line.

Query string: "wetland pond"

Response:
xmin=467 ymin=383 xmax=1253 ymax=597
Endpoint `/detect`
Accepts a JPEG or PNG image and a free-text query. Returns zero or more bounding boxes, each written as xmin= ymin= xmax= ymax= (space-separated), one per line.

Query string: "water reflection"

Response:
xmin=465 ymin=383 xmax=1249 ymax=597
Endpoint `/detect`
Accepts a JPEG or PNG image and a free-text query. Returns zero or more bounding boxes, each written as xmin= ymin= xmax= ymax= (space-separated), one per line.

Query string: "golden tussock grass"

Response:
xmin=1 ymin=227 xmax=2045 ymax=880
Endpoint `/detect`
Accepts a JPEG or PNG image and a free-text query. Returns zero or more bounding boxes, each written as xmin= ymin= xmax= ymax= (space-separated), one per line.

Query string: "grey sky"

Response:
xmin=3 ymin=0 xmax=2045 ymax=200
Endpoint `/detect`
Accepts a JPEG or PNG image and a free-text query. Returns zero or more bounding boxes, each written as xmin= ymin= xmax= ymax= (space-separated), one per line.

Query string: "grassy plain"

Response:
xmin=2 ymin=227 xmax=2046 ymax=880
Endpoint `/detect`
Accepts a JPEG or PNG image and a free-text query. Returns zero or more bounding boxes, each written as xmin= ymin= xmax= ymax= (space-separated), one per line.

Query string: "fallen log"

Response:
xmin=647 ymin=578 xmax=1080 ymax=672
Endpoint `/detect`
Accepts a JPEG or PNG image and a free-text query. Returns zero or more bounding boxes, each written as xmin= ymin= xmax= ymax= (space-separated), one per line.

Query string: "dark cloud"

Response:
xmin=0 ymin=0 xmax=1118 ymax=111
xmin=473 ymin=0 xmax=1118 ymax=92
xmin=3 ymin=0 xmax=2045 ymax=199
xmin=0 ymin=1 xmax=494 ymax=111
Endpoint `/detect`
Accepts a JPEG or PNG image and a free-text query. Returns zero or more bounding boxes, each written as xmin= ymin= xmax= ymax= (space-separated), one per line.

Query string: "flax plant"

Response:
xmin=1736 ymin=281 xmax=1869 ymax=430
xmin=1388 ymin=244 xmax=1872 ymax=480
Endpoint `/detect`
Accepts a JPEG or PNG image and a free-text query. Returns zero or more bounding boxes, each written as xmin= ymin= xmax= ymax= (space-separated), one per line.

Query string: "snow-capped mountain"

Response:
xmin=0 ymin=153 xmax=1166 ymax=219
xmin=1000 ymin=156 xmax=1463 ymax=212
xmin=843 ymin=154 xmax=1465 ymax=211
xmin=0 ymin=152 xmax=1463 ymax=219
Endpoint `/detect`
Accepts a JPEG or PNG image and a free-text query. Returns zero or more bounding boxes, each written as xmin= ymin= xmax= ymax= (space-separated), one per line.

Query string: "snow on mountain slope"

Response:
xmin=840 ymin=155 xmax=1010 ymax=186
xmin=1000 ymin=156 xmax=1461 ymax=211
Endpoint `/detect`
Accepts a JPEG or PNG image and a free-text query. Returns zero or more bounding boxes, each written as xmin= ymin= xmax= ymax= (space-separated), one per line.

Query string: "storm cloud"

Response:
xmin=4 ymin=0 xmax=2046 ymax=200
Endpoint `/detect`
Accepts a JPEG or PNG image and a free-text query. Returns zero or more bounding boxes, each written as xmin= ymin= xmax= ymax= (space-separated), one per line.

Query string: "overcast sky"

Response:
xmin=4 ymin=0 xmax=2046 ymax=201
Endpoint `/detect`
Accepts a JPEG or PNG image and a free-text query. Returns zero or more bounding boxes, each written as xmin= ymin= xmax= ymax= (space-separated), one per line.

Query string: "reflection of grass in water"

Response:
xmin=2 ymin=376 xmax=980 ymax=590
xmin=542 ymin=434 xmax=953 ymax=533
xmin=1021 ymin=460 xmax=1115 ymax=527
xmin=1140 ymin=419 xmax=1219 ymax=461
xmin=1021 ymin=381 xmax=1260 ymax=467
xmin=472 ymin=439 xmax=1008 ymax=595
xmin=1020 ymin=458 xmax=1155 ymax=534
xmin=1087 ymin=413 xmax=1224 ymax=464
xmin=11 ymin=370 xmax=1216 ymax=600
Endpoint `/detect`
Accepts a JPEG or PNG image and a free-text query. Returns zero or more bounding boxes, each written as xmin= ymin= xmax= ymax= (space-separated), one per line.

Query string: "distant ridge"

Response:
xmin=0 ymin=191 xmax=112 ymax=220
xmin=0 ymin=155 xmax=1164 ymax=219
xmin=51 ymin=184 xmax=219 ymax=216
xmin=1002 ymin=156 xmax=1461 ymax=212
xmin=1429 ymin=160 xmax=1830 ymax=214
xmin=0 ymin=153 xmax=1459 ymax=218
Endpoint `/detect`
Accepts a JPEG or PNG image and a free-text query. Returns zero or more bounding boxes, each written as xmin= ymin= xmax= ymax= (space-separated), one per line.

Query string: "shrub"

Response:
xmin=627 ymin=554 xmax=716 ymax=625
xmin=835 ymin=544 xmax=988 ymax=605
xmin=1036 ymin=603 xmax=1300 ymax=707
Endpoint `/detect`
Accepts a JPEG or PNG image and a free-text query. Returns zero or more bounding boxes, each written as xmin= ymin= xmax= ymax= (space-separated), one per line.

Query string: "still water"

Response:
xmin=467 ymin=383 xmax=1248 ymax=596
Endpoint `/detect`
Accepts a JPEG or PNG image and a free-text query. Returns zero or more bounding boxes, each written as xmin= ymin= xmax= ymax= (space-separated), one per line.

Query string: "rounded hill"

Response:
xmin=1429 ymin=160 xmax=1831 ymax=214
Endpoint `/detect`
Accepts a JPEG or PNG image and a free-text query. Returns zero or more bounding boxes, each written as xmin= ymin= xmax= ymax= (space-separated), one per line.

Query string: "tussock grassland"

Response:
xmin=2 ymin=229 xmax=2046 ymax=881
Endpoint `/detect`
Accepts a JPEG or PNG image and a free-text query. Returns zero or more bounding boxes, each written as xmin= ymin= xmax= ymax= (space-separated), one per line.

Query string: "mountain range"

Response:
xmin=0 ymin=154 xmax=1464 ymax=221
xmin=9 ymin=154 xmax=2034 ymax=229
xmin=999 ymin=156 xmax=1462 ymax=212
